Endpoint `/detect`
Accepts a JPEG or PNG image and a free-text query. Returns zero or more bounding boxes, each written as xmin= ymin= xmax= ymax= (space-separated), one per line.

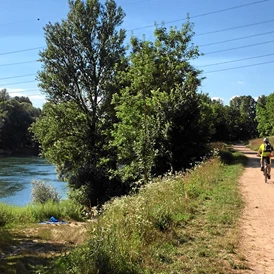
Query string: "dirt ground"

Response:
xmin=234 ymin=145 xmax=274 ymax=274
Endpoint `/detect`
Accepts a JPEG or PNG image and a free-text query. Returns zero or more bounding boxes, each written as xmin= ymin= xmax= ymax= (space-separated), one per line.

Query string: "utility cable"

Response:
xmin=204 ymin=40 xmax=274 ymax=55
xmin=0 ymin=74 xmax=36 ymax=81
xmin=129 ymin=0 xmax=269 ymax=31
xmin=0 ymin=80 xmax=36 ymax=86
xmin=196 ymin=18 xmax=274 ymax=36
xmin=204 ymin=60 xmax=274 ymax=73
xmin=198 ymin=53 xmax=274 ymax=67
xmin=0 ymin=47 xmax=43 ymax=56
xmin=199 ymin=30 xmax=274 ymax=47
xmin=0 ymin=60 xmax=37 ymax=67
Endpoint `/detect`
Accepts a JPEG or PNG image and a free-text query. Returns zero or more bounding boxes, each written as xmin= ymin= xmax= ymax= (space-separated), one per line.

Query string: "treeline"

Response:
xmin=1 ymin=0 xmax=269 ymax=206
xmin=0 ymin=89 xmax=41 ymax=154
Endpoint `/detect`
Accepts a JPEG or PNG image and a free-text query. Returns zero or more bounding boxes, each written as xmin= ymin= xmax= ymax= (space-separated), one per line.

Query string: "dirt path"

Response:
xmin=234 ymin=145 xmax=274 ymax=273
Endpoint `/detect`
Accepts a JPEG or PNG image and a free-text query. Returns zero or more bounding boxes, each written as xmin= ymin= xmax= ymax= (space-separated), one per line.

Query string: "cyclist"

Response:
xmin=258 ymin=137 xmax=274 ymax=179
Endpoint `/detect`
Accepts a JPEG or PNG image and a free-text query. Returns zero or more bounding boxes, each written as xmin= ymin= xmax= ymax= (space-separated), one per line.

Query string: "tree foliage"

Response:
xmin=30 ymin=0 xmax=265 ymax=206
xmin=256 ymin=94 xmax=274 ymax=137
xmin=0 ymin=89 xmax=40 ymax=151
xmin=31 ymin=0 xmax=127 ymax=205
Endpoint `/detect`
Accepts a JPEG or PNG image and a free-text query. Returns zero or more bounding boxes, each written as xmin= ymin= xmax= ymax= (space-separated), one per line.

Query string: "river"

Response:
xmin=0 ymin=156 xmax=68 ymax=206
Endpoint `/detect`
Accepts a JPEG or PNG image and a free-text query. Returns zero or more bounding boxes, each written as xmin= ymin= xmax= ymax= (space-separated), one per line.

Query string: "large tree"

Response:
xmin=112 ymin=21 xmax=209 ymax=183
xmin=31 ymin=0 xmax=126 ymax=205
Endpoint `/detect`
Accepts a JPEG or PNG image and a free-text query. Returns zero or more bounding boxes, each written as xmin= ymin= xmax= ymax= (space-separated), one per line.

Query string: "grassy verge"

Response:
xmin=248 ymin=136 xmax=274 ymax=151
xmin=50 ymin=150 xmax=247 ymax=274
xmin=0 ymin=199 xmax=85 ymax=274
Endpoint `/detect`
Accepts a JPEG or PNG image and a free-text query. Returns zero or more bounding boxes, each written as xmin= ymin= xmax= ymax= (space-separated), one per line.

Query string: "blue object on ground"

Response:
xmin=39 ymin=216 xmax=68 ymax=224
xmin=50 ymin=216 xmax=59 ymax=222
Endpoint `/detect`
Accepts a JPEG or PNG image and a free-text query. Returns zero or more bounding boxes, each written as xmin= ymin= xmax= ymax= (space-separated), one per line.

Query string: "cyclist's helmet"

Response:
xmin=264 ymin=137 xmax=269 ymax=143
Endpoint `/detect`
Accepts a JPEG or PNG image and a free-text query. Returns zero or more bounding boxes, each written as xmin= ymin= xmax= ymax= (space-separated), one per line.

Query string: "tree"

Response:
xmin=0 ymin=90 xmax=40 ymax=151
xmin=229 ymin=95 xmax=257 ymax=140
xmin=256 ymin=95 xmax=270 ymax=136
xmin=31 ymin=0 xmax=126 ymax=205
xmin=112 ymin=20 xmax=209 ymax=183
xmin=112 ymin=39 xmax=169 ymax=184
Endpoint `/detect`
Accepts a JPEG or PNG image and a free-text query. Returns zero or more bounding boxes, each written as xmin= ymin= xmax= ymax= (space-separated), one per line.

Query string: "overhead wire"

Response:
xmin=0 ymin=74 xmax=36 ymax=81
xmin=197 ymin=53 xmax=274 ymax=68
xmin=196 ymin=18 xmax=274 ymax=36
xmin=0 ymin=60 xmax=38 ymax=67
xmin=199 ymin=30 xmax=274 ymax=47
xmin=204 ymin=60 xmax=274 ymax=74
xmin=0 ymin=0 xmax=272 ymax=88
xmin=128 ymin=0 xmax=269 ymax=31
xmin=0 ymin=47 xmax=43 ymax=56
xmin=0 ymin=80 xmax=37 ymax=86
xmin=203 ymin=40 xmax=274 ymax=55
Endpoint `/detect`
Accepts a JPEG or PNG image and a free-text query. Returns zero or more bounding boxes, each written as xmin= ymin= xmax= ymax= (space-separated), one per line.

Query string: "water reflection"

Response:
xmin=0 ymin=157 xmax=67 ymax=206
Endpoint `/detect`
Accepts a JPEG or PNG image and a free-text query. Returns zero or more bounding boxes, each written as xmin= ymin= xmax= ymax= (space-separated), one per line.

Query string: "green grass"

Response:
xmin=50 ymin=149 xmax=248 ymax=274
xmin=0 ymin=199 xmax=83 ymax=227
xmin=248 ymin=136 xmax=274 ymax=151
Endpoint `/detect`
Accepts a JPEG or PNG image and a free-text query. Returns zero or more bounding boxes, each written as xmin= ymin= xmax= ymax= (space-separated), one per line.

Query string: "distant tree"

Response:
xmin=256 ymin=95 xmax=270 ymax=136
xmin=229 ymin=95 xmax=258 ymax=140
xmin=14 ymin=96 xmax=32 ymax=105
xmin=0 ymin=90 xmax=40 ymax=151
xmin=0 ymin=89 xmax=10 ymax=101
xmin=210 ymin=99 xmax=230 ymax=142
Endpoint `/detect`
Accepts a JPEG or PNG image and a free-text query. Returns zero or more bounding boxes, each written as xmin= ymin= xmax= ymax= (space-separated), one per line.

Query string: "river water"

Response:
xmin=0 ymin=156 xmax=68 ymax=206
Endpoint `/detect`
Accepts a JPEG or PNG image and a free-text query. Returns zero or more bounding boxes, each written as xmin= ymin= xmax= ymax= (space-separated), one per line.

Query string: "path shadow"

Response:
xmin=0 ymin=230 xmax=70 ymax=273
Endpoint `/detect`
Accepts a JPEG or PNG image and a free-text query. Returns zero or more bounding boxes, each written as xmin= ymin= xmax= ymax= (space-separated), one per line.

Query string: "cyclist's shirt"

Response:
xmin=259 ymin=143 xmax=273 ymax=157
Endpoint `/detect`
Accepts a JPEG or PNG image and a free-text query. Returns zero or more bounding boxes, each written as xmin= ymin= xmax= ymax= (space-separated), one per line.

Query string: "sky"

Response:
xmin=0 ymin=0 xmax=273 ymax=108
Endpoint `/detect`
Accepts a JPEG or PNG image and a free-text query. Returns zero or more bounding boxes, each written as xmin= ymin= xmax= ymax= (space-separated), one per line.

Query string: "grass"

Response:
xmin=248 ymin=136 xmax=274 ymax=151
xmin=0 ymin=199 xmax=83 ymax=227
xmin=0 ymin=199 xmax=87 ymax=274
xmin=48 ymin=148 xmax=248 ymax=274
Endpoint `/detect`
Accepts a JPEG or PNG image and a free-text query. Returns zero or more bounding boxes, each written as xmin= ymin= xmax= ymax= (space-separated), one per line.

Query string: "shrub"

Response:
xmin=31 ymin=180 xmax=61 ymax=204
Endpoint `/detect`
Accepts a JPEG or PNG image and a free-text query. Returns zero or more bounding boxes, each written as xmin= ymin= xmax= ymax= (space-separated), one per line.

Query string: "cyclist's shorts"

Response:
xmin=262 ymin=156 xmax=271 ymax=164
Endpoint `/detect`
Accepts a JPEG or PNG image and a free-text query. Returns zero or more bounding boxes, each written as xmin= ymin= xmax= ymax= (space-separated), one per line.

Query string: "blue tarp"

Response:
xmin=39 ymin=216 xmax=68 ymax=224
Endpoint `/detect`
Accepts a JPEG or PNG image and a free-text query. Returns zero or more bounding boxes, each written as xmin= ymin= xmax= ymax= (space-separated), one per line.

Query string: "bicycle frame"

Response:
xmin=263 ymin=158 xmax=268 ymax=183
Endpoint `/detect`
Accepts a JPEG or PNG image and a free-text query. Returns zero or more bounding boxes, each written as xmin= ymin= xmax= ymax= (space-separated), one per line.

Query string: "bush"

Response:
xmin=31 ymin=180 xmax=61 ymax=204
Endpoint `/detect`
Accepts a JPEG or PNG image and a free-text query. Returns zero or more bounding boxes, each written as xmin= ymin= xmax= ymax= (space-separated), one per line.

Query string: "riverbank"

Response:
xmin=0 ymin=156 xmax=67 ymax=206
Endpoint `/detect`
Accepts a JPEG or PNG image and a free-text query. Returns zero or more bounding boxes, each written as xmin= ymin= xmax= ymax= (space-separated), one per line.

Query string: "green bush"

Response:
xmin=31 ymin=180 xmax=61 ymax=204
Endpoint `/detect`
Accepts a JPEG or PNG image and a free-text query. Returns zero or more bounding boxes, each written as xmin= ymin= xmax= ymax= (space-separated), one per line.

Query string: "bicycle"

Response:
xmin=263 ymin=157 xmax=269 ymax=183
xmin=257 ymin=154 xmax=270 ymax=183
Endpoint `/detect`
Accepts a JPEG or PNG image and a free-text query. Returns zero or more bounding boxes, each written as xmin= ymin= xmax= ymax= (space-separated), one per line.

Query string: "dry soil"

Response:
xmin=234 ymin=144 xmax=274 ymax=274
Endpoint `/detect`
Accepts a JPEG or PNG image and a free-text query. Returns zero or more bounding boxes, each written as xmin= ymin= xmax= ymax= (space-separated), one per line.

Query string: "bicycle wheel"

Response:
xmin=264 ymin=160 xmax=268 ymax=183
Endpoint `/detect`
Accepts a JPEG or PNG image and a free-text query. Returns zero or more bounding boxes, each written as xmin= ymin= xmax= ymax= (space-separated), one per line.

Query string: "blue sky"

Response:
xmin=0 ymin=0 xmax=273 ymax=108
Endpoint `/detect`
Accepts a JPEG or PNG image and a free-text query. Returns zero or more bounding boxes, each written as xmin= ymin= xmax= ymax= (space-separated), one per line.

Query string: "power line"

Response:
xmin=128 ymin=0 xmax=269 ymax=31
xmin=204 ymin=40 xmax=274 ymax=55
xmin=0 ymin=3 xmax=270 ymax=61
xmin=0 ymin=74 xmax=36 ymax=81
xmin=0 ymin=80 xmax=37 ymax=86
xmin=0 ymin=47 xmax=43 ymax=56
xmin=2 ymin=25 xmax=274 ymax=68
xmin=196 ymin=18 xmax=274 ymax=36
xmin=198 ymin=53 xmax=274 ymax=68
xmin=3 ymin=42 xmax=274 ymax=80
xmin=0 ymin=60 xmax=38 ymax=67
xmin=204 ymin=60 xmax=274 ymax=73
xmin=199 ymin=30 xmax=274 ymax=47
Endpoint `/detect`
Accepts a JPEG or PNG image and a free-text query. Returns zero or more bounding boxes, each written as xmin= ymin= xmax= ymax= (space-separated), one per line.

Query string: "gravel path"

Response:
xmin=234 ymin=145 xmax=274 ymax=273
